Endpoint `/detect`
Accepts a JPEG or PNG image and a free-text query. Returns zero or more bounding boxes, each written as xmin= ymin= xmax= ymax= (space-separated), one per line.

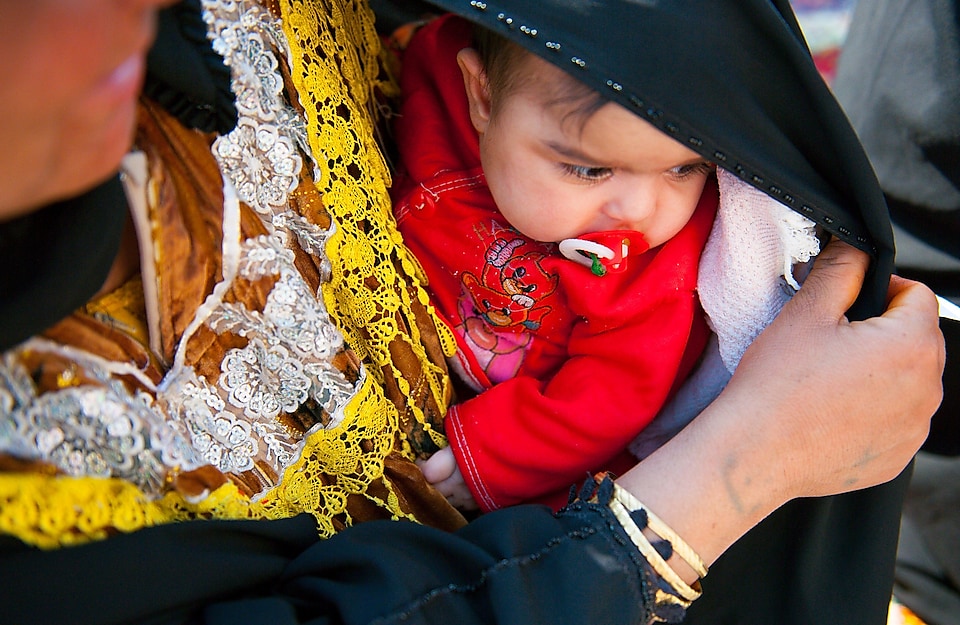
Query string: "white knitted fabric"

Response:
xmin=700 ymin=167 xmax=821 ymax=372
xmin=629 ymin=168 xmax=820 ymax=459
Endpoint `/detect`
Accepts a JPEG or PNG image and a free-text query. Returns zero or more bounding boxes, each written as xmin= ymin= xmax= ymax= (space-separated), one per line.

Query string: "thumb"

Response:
xmin=788 ymin=239 xmax=869 ymax=322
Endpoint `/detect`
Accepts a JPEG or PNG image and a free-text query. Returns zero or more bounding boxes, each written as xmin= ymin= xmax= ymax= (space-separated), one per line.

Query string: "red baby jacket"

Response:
xmin=391 ymin=15 xmax=718 ymax=511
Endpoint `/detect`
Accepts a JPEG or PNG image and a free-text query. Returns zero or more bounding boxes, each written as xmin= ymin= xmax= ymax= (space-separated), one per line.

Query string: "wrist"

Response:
xmin=571 ymin=474 xmax=707 ymax=622
xmin=615 ymin=393 xmax=789 ymax=571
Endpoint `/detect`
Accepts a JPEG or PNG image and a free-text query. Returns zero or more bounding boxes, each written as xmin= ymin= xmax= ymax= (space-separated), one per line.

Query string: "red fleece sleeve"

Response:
xmin=446 ymin=288 xmax=708 ymax=512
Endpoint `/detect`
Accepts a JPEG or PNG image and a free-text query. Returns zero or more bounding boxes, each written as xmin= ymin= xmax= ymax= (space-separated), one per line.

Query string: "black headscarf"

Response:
xmin=0 ymin=180 xmax=129 ymax=351
xmin=0 ymin=0 xmax=235 ymax=352
xmin=423 ymin=1 xmax=903 ymax=623
xmin=426 ymin=0 xmax=894 ymax=321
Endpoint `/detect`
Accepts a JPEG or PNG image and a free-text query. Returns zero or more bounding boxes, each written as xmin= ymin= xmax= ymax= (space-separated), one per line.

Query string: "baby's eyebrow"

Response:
xmin=544 ymin=140 xmax=600 ymax=164
xmin=677 ymin=156 xmax=713 ymax=166
xmin=544 ymin=140 xmax=711 ymax=170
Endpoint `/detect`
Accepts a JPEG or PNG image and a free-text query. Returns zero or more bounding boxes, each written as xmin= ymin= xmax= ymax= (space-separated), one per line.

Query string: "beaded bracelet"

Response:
xmin=579 ymin=473 xmax=708 ymax=623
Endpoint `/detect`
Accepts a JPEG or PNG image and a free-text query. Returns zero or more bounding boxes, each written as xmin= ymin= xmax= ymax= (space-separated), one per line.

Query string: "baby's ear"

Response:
xmin=457 ymin=47 xmax=492 ymax=134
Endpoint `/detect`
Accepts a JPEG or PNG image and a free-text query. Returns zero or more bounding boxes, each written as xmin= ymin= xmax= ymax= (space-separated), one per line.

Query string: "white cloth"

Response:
xmin=700 ymin=168 xmax=821 ymax=372
xmin=630 ymin=168 xmax=820 ymax=459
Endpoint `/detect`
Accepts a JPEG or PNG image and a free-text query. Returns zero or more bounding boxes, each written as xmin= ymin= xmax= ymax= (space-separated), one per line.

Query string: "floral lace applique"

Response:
xmin=208 ymin=233 xmax=359 ymax=427
xmin=214 ymin=118 xmax=302 ymax=216
xmin=206 ymin=0 xmax=306 ymax=217
xmin=0 ymin=351 xmax=203 ymax=498
xmin=161 ymin=372 xmax=272 ymax=475
xmin=168 ymin=0 xmax=364 ymax=491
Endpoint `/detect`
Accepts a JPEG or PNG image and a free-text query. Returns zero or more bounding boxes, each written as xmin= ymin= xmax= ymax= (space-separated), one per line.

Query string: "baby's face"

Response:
xmin=471 ymin=54 xmax=712 ymax=248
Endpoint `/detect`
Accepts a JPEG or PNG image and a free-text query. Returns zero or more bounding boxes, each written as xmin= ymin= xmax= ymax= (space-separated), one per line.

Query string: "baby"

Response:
xmin=390 ymin=14 xmax=718 ymax=511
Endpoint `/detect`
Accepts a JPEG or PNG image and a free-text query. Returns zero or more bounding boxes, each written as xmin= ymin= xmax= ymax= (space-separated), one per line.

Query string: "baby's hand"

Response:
xmin=417 ymin=447 xmax=479 ymax=511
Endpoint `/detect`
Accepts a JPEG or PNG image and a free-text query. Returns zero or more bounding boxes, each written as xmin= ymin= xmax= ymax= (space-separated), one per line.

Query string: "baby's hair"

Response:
xmin=472 ymin=23 xmax=607 ymax=133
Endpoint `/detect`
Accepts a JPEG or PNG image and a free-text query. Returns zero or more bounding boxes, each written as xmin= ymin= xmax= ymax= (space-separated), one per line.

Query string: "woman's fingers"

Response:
xmin=786 ymin=239 xmax=870 ymax=323
xmin=732 ymin=240 xmax=944 ymax=498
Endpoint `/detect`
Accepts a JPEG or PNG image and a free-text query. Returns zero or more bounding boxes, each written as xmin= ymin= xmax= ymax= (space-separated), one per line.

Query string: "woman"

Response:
xmin=0 ymin=1 xmax=944 ymax=623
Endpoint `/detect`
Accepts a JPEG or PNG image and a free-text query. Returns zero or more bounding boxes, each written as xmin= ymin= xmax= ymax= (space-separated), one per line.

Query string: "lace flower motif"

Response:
xmin=219 ymin=338 xmax=311 ymax=420
xmin=0 ymin=354 xmax=202 ymax=497
xmin=214 ymin=118 xmax=301 ymax=215
xmin=180 ymin=386 xmax=258 ymax=473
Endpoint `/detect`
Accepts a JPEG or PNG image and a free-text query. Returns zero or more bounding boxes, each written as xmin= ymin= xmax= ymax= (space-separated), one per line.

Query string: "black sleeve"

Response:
xmin=0 ymin=501 xmax=651 ymax=625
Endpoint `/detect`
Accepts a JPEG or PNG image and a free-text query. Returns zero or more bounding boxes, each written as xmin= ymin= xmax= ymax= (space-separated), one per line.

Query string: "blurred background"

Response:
xmin=791 ymin=0 xmax=857 ymax=82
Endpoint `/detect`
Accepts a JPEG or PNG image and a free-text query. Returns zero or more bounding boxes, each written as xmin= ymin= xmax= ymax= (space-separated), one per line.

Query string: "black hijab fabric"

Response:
xmin=426 ymin=0 xmax=894 ymax=321
xmin=0 ymin=0 xmax=235 ymax=352
xmin=145 ymin=0 xmax=238 ymax=135
xmin=0 ymin=177 xmax=128 ymax=351
xmin=423 ymin=1 xmax=904 ymax=623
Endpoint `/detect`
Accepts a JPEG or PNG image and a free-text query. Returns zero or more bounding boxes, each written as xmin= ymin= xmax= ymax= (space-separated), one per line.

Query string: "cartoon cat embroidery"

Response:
xmin=455 ymin=234 xmax=559 ymax=382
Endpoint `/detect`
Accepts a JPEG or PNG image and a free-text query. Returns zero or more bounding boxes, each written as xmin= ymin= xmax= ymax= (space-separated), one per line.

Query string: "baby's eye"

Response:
xmin=668 ymin=162 xmax=715 ymax=181
xmin=560 ymin=163 xmax=613 ymax=182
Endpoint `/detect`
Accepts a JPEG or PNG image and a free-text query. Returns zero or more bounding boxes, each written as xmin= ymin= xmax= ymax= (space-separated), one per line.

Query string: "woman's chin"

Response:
xmin=53 ymin=103 xmax=139 ymax=202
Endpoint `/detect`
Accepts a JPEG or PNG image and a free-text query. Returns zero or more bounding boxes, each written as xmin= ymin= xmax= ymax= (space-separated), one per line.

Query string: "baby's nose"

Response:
xmin=605 ymin=192 xmax=655 ymax=228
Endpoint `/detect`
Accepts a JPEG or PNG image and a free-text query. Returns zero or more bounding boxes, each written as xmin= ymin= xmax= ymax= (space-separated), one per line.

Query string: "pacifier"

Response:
xmin=558 ymin=230 xmax=649 ymax=276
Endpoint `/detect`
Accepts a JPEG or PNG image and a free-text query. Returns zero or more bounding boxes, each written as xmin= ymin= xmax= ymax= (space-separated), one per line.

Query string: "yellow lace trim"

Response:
xmin=0 ymin=474 xmax=258 ymax=549
xmin=279 ymin=0 xmax=456 ymax=383
xmin=265 ymin=0 xmax=455 ymax=525
xmin=254 ymin=375 xmax=420 ymax=535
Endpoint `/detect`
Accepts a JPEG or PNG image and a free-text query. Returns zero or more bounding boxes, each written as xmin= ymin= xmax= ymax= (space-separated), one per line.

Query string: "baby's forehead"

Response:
xmin=503 ymin=52 xmax=607 ymax=121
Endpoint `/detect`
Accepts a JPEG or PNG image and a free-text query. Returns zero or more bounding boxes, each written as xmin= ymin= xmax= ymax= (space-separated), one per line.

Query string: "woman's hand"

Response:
xmin=725 ymin=239 xmax=943 ymax=499
xmin=617 ymin=240 xmax=944 ymax=574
